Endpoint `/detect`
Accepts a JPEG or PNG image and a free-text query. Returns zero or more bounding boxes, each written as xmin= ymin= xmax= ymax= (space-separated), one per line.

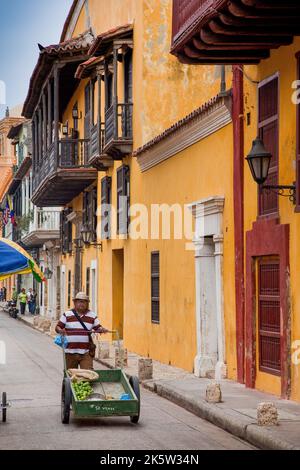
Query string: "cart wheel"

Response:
xmin=129 ymin=376 xmax=140 ymax=424
xmin=2 ymin=392 xmax=7 ymax=423
xmin=61 ymin=378 xmax=71 ymax=424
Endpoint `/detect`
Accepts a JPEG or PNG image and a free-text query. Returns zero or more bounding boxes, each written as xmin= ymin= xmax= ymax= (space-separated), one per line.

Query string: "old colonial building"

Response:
xmin=0 ymin=108 xmax=25 ymax=298
xmin=22 ymin=0 xmax=234 ymax=375
xmin=20 ymin=0 xmax=300 ymax=403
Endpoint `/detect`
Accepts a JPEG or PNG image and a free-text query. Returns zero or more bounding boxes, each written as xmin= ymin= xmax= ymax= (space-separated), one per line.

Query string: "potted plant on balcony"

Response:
xmin=16 ymin=209 xmax=34 ymax=236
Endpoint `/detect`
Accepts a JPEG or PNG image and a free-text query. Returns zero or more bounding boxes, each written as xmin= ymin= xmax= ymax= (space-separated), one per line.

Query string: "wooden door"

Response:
xmin=258 ymin=259 xmax=281 ymax=375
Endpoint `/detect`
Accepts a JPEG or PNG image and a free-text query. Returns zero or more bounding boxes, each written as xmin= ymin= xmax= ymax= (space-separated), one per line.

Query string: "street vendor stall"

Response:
xmin=0 ymin=238 xmax=45 ymax=282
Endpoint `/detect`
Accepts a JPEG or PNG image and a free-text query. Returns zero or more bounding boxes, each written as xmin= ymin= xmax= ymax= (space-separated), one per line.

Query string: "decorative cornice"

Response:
xmin=135 ymin=95 xmax=232 ymax=172
xmin=188 ymin=196 xmax=225 ymax=218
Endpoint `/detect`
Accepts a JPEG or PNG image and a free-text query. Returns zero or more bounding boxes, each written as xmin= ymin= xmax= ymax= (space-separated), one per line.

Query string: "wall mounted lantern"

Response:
xmin=72 ymin=107 xmax=82 ymax=120
xmin=44 ymin=267 xmax=53 ymax=280
xmin=81 ymin=223 xmax=102 ymax=251
xmin=62 ymin=122 xmax=69 ymax=136
xmin=246 ymin=137 xmax=296 ymax=204
xmin=81 ymin=224 xmax=92 ymax=245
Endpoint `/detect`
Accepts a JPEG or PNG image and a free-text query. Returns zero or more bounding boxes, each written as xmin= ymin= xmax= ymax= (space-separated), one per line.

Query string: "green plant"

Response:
xmin=16 ymin=209 xmax=34 ymax=235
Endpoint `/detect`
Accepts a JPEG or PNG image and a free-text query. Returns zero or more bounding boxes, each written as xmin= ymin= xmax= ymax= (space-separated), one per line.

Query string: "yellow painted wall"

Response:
xmin=244 ymin=38 xmax=300 ymax=401
xmin=96 ymin=123 xmax=235 ymax=373
xmin=72 ymin=4 xmax=87 ymax=38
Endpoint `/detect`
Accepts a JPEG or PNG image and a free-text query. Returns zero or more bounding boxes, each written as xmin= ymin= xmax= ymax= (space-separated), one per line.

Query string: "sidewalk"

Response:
xmin=17 ymin=312 xmax=300 ymax=450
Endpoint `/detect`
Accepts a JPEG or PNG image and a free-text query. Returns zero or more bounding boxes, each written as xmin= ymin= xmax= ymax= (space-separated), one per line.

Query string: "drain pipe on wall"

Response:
xmin=232 ymin=65 xmax=245 ymax=384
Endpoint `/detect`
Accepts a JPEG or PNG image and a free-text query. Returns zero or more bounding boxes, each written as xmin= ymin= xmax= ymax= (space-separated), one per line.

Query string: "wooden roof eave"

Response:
xmin=172 ymin=0 xmax=300 ymax=64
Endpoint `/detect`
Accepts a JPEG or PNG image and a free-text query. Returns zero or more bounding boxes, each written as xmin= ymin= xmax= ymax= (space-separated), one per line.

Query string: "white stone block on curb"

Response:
xmin=50 ymin=321 xmax=57 ymax=337
xmin=115 ymin=348 xmax=128 ymax=368
xmin=98 ymin=341 xmax=110 ymax=360
xmin=138 ymin=358 xmax=153 ymax=381
xmin=257 ymin=402 xmax=278 ymax=426
xmin=206 ymin=382 xmax=222 ymax=403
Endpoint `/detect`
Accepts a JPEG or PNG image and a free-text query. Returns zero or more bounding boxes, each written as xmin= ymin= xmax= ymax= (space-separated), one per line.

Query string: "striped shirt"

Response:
xmin=57 ymin=310 xmax=101 ymax=354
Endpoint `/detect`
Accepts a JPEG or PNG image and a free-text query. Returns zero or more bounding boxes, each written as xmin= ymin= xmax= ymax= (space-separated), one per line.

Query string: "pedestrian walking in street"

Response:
xmin=0 ymin=288 xmax=3 ymax=302
xmin=27 ymin=288 xmax=33 ymax=314
xmin=12 ymin=287 xmax=18 ymax=303
xmin=30 ymin=289 xmax=37 ymax=315
xmin=18 ymin=288 xmax=27 ymax=316
xmin=3 ymin=286 xmax=7 ymax=301
xmin=55 ymin=292 xmax=109 ymax=370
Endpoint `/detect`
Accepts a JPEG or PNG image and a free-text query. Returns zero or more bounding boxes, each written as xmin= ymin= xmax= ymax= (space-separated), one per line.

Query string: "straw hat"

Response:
xmin=73 ymin=292 xmax=90 ymax=302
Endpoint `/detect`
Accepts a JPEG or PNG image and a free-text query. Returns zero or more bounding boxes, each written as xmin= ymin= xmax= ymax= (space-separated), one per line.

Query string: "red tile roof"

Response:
xmin=88 ymin=24 xmax=133 ymax=57
xmin=22 ymin=29 xmax=94 ymax=118
xmin=75 ymin=56 xmax=102 ymax=79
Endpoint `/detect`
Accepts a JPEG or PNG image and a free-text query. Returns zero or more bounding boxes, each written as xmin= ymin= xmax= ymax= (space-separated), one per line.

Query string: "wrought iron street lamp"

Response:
xmin=246 ymin=137 xmax=271 ymax=185
xmin=81 ymin=224 xmax=91 ymax=245
xmin=44 ymin=267 xmax=53 ymax=280
xmin=81 ymin=224 xmax=102 ymax=251
xmin=72 ymin=107 xmax=82 ymax=120
xmin=246 ymin=137 xmax=296 ymax=203
xmin=62 ymin=123 xmax=69 ymax=136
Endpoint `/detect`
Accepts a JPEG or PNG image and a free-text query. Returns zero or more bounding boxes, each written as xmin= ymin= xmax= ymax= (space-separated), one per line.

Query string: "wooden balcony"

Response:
xmin=171 ymin=0 xmax=300 ymax=64
xmin=88 ymin=103 xmax=133 ymax=167
xmin=104 ymin=103 xmax=133 ymax=159
xmin=32 ymin=139 xmax=97 ymax=207
xmin=88 ymin=123 xmax=113 ymax=170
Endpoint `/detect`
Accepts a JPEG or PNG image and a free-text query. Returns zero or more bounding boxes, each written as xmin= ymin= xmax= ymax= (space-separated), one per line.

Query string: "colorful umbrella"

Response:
xmin=0 ymin=238 xmax=46 ymax=282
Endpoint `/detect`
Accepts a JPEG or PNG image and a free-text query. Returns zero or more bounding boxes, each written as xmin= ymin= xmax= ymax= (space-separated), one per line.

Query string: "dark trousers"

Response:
xmin=20 ymin=302 xmax=26 ymax=315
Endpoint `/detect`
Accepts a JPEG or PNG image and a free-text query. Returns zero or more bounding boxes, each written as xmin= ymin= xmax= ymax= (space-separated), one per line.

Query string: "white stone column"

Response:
xmin=214 ymin=234 xmax=227 ymax=380
xmin=194 ymin=237 xmax=218 ymax=377
xmin=189 ymin=196 xmax=227 ymax=379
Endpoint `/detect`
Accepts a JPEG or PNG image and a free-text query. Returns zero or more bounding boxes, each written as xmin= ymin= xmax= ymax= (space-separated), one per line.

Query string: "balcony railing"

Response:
xmin=90 ymin=124 xmax=99 ymax=160
xmin=21 ymin=209 xmax=61 ymax=246
xmin=172 ymin=0 xmax=212 ymax=44
xmin=29 ymin=209 xmax=61 ymax=233
xmin=105 ymin=103 xmax=133 ymax=145
xmin=33 ymin=139 xmax=90 ymax=192
xmin=59 ymin=138 xmax=89 ymax=167
xmin=88 ymin=104 xmax=133 ymax=163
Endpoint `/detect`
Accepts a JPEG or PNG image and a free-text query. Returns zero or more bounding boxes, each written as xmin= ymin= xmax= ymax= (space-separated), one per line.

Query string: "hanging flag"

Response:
xmin=3 ymin=200 xmax=10 ymax=226
xmin=8 ymin=196 xmax=17 ymax=227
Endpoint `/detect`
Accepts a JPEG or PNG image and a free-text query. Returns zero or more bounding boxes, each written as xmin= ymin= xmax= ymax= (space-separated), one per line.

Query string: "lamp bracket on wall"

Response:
xmin=261 ymin=184 xmax=296 ymax=204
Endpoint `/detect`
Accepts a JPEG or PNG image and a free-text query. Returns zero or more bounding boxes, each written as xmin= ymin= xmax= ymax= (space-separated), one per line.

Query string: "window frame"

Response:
xmin=257 ymin=72 xmax=280 ymax=217
xmin=151 ymin=251 xmax=160 ymax=324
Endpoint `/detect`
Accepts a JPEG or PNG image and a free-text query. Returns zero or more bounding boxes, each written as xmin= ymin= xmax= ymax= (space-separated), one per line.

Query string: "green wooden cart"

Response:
xmin=61 ymin=334 xmax=140 ymax=425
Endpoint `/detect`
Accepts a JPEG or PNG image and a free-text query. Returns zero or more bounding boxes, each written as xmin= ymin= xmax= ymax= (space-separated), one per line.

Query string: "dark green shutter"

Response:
xmin=151 ymin=252 xmax=160 ymax=324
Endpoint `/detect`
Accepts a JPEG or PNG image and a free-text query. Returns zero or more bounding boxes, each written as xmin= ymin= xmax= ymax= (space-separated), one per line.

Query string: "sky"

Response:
xmin=0 ymin=0 xmax=73 ymax=118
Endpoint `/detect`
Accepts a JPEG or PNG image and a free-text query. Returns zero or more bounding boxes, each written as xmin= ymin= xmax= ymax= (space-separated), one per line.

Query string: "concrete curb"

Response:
xmin=16 ymin=317 xmax=298 ymax=450
xmin=152 ymin=381 xmax=297 ymax=450
xmin=17 ymin=315 xmax=36 ymax=330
